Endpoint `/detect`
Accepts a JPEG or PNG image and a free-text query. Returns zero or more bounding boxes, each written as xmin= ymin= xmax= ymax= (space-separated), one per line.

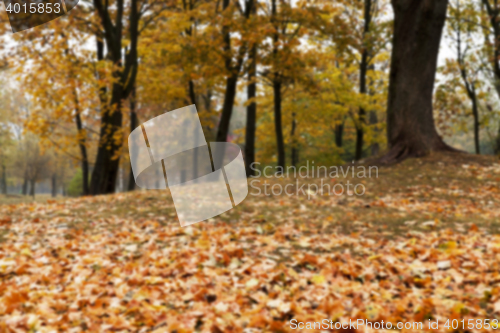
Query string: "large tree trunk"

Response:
xmin=245 ymin=41 xmax=257 ymax=177
xmin=382 ymin=0 xmax=455 ymax=163
xmin=90 ymin=95 xmax=123 ymax=194
xmin=90 ymin=0 xmax=139 ymax=194
xmin=355 ymin=0 xmax=372 ymax=161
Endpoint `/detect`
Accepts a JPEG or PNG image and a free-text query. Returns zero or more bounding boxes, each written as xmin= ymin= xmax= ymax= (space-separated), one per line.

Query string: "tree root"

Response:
xmin=377 ymin=138 xmax=463 ymax=165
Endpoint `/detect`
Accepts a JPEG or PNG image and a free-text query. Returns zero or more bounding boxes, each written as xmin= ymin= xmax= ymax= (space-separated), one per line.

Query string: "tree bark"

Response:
xmin=355 ymin=0 xmax=372 ymax=161
xmin=334 ymin=122 xmax=344 ymax=148
xmin=369 ymin=110 xmax=380 ymax=156
xmin=291 ymin=112 xmax=298 ymax=167
xmin=74 ymin=90 xmax=90 ymax=195
xmin=245 ymin=3 xmax=257 ymax=178
xmin=51 ymin=173 xmax=57 ymax=197
xmin=273 ymin=80 xmax=285 ymax=170
xmin=368 ymin=63 xmax=380 ymax=156
xmin=245 ymin=94 xmax=257 ymax=174
xmin=453 ymin=0 xmax=480 ymax=154
xmin=271 ymin=0 xmax=285 ymax=171
xmin=128 ymin=86 xmax=138 ymax=191
xmin=29 ymin=179 xmax=35 ymax=198
xmin=217 ymin=77 xmax=238 ymax=142
xmin=480 ymin=1 xmax=500 ymax=153
xmin=215 ymin=0 xmax=252 ymax=143
xmin=22 ymin=170 xmax=28 ymax=195
xmin=471 ymin=97 xmax=480 ymax=154
xmin=382 ymin=0 xmax=455 ymax=163
xmin=1 ymin=162 xmax=6 ymax=195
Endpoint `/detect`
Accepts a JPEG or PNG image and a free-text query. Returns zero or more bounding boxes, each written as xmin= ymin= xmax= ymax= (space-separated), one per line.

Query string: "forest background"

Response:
xmin=0 ymin=0 xmax=496 ymax=197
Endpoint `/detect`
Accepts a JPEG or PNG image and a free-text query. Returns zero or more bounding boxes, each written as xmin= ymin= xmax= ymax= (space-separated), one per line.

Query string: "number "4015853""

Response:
xmin=6 ymin=2 xmax=61 ymax=14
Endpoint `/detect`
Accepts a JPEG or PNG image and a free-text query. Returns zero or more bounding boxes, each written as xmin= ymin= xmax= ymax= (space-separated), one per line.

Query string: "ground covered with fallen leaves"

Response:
xmin=0 ymin=153 xmax=499 ymax=332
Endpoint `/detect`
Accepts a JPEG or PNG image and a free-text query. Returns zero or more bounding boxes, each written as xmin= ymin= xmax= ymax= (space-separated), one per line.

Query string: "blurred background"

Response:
xmin=0 ymin=0 xmax=496 ymax=199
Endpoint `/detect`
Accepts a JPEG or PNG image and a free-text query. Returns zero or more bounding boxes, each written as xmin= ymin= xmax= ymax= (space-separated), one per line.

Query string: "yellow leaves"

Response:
xmin=196 ymin=232 xmax=211 ymax=250
xmin=245 ymin=278 xmax=259 ymax=289
xmin=439 ymin=241 xmax=458 ymax=254
xmin=20 ymin=248 xmax=32 ymax=257
xmin=311 ymin=274 xmax=326 ymax=285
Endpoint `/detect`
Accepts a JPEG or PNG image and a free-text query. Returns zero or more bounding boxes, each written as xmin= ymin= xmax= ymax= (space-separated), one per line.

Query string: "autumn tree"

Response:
xmin=0 ymin=92 xmax=13 ymax=195
xmin=11 ymin=17 xmax=99 ymax=196
xmin=259 ymin=0 xmax=328 ymax=170
xmin=331 ymin=0 xmax=390 ymax=160
xmin=353 ymin=0 xmax=390 ymax=160
xmin=89 ymin=0 xmax=142 ymax=194
xmin=215 ymin=0 xmax=254 ymax=144
xmin=446 ymin=0 xmax=485 ymax=154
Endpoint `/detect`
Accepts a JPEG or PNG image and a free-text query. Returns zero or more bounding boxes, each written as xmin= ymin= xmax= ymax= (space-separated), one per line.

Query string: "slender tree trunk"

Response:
xmin=245 ymin=41 xmax=257 ymax=177
xmin=368 ymin=63 xmax=379 ymax=156
xmin=369 ymin=111 xmax=380 ymax=156
xmin=382 ymin=0 xmax=455 ymax=163
xmin=271 ymin=0 xmax=285 ymax=171
xmin=22 ymin=170 xmax=28 ymax=195
xmin=335 ymin=122 xmax=344 ymax=148
xmin=188 ymin=80 xmax=197 ymax=107
xmin=184 ymin=0 xmax=197 ymax=110
xmin=187 ymin=80 xmax=200 ymax=181
xmin=60 ymin=160 xmax=66 ymax=196
xmin=455 ymin=0 xmax=480 ymax=154
xmin=355 ymin=0 xmax=372 ymax=161
xmin=472 ymin=98 xmax=480 ymax=154
xmin=458 ymin=61 xmax=481 ymax=155
xmin=128 ymin=86 xmax=138 ymax=191
xmin=202 ymin=90 xmax=212 ymax=114
xmin=273 ymin=80 xmax=285 ymax=170
xmin=496 ymin=125 xmax=500 ymax=155
xmin=291 ymin=112 xmax=298 ymax=167
xmin=216 ymin=79 xmax=239 ymax=143
xmin=29 ymin=179 xmax=35 ymax=198
xmin=1 ymin=162 xmax=6 ymax=195
xmin=51 ymin=174 xmax=57 ymax=197
xmin=74 ymin=91 xmax=89 ymax=195
xmin=481 ymin=0 xmax=500 ymax=153
xmin=215 ymin=0 xmax=251 ymax=143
